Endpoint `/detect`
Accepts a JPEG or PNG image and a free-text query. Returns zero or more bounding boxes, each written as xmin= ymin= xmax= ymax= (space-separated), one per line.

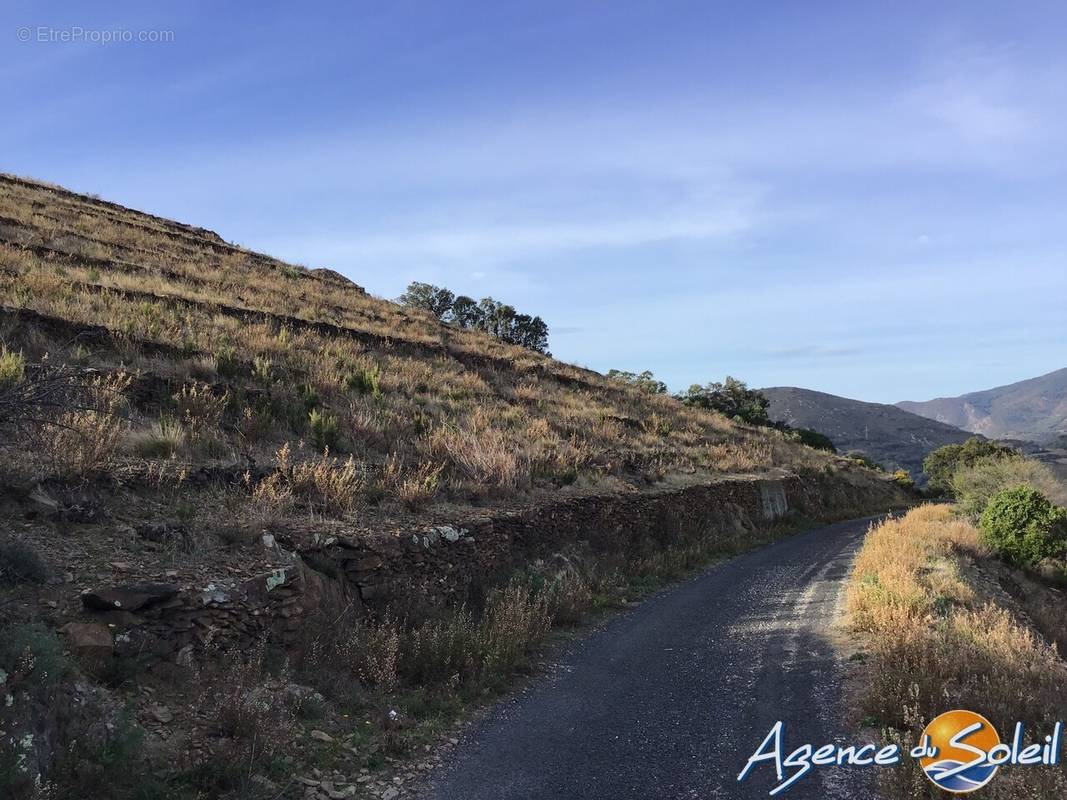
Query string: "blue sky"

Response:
xmin=3 ymin=1 xmax=1065 ymax=403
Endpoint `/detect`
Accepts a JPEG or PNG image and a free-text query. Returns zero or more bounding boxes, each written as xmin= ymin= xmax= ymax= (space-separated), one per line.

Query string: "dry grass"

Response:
xmin=430 ymin=411 xmax=530 ymax=491
xmin=848 ymin=506 xmax=978 ymax=630
xmin=174 ymin=381 xmax=229 ymax=445
xmin=848 ymin=505 xmax=1067 ymax=798
xmin=252 ymin=443 xmax=364 ymax=515
xmin=126 ymin=415 xmax=186 ymax=458
xmin=0 ymin=172 xmax=846 ymax=509
xmin=294 ymin=576 xmax=554 ymax=701
xmin=952 ymin=455 xmax=1067 ymax=519
xmin=379 ymin=454 xmax=443 ymax=510
xmin=191 ymin=648 xmax=298 ymax=795
xmin=39 ymin=371 xmax=131 ymax=477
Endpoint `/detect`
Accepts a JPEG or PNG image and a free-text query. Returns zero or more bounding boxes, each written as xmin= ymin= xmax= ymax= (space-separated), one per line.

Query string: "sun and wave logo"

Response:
xmin=738 ymin=709 xmax=1061 ymax=795
xmin=919 ymin=710 xmax=1000 ymax=793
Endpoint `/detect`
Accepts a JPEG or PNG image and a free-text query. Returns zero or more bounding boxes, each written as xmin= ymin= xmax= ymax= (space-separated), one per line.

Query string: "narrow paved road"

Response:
xmin=419 ymin=515 xmax=889 ymax=800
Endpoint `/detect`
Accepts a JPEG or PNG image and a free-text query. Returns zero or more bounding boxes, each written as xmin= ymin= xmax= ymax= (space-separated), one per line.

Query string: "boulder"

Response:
xmin=82 ymin=583 xmax=180 ymax=612
xmin=60 ymin=622 xmax=113 ymax=655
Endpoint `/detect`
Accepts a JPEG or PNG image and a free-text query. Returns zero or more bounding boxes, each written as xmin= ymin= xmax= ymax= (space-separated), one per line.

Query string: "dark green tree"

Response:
xmin=400 ymin=285 xmax=551 ymax=354
xmin=398 ymin=282 xmax=455 ymax=319
xmin=791 ymin=427 xmax=837 ymax=453
xmin=448 ymin=295 xmax=482 ymax=328
xmin=607 ymin=369 xmax=668 ymax=395
xmin=510 ymin=314 xmax=550 ymax=354
xmin=922 ymin=437 xmax=1017 ymax=496
xmin=476 ymin=298 xmax=516 ymax=339
xmin=677 ymin=376 xmax=770 ymax=426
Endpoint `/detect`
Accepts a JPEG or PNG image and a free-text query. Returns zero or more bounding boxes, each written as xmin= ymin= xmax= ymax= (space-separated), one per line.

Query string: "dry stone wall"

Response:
xmin=74 ymin=470 xmax=904 ymax=662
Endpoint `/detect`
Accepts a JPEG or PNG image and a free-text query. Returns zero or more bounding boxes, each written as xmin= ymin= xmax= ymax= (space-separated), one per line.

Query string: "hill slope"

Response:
xmin=898 ymin=368 xmax=1067 ymax=444
xmin=0 ymin=172 xmax=847 ymax=504
xmin=0 ymin=174 xmax=908 ymax=798
xmin=763 ymin=386 xmax=973 ymax=478
xmin=0 ymin=171 xmax=906 ymax=600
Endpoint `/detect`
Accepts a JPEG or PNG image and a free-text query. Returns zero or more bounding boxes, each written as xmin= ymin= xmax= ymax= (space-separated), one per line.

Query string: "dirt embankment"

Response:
xmin=845 ymin=506 xmax=1067 ymax=799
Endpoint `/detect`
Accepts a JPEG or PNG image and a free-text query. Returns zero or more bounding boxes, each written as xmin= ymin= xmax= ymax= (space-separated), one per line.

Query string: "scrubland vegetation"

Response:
xmin=923 ymin=436 xmax=1067 ymax=573
xmin=0 ymin=174 xmax=903 ymax=799
xmin=0 ymin=173 xmax=841 ymax=517
xmin=847 ymin=440 xmax=1067 ymax=798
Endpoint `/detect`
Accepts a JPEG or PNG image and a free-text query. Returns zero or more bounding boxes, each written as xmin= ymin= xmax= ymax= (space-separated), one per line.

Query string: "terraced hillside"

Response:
xmin=0 ymin=173 xmax=907 ymax=799
xmin=0 ymin=174 xmax=900 ymax=523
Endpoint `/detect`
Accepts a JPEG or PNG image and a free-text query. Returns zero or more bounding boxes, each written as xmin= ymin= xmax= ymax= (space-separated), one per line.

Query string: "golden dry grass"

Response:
xmin=848 ymin=505 xmax=1067 ymax=798
xmin=0 ymin=172 xmax=843 ymax=515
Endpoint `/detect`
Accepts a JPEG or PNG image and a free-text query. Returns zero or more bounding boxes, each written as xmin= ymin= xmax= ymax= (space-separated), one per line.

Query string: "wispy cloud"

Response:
xmin=7 ymin=6 xmax=1066 ymax=402
xmin=263 ymin=198 xmax=757 ymax=265
xmin=908 ymin=41 xmax=1039 ymax=145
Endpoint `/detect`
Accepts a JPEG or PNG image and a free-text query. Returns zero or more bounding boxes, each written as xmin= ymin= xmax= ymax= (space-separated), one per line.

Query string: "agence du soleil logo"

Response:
xmin=737 ymin=709 xmax=1063 ymax=795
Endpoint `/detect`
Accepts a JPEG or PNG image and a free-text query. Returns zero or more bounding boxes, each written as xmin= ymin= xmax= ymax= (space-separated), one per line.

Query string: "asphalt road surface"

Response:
xmin=419 ymin=514 xmax=890 ymax=800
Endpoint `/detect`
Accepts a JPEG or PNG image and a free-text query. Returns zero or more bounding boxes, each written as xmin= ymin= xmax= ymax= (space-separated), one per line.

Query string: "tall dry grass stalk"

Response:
xmin=41 ymin=371 xmax=131 ymax=478
xmin=252 ymin=443 xmax=364 ymax=515
xmin=430 ymin=412 xmax=529 ymax=490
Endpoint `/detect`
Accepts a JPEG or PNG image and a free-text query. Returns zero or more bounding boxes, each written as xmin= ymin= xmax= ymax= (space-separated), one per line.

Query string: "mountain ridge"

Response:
xmin=897 ymin=367 xmax=1067 ymax=443
xmin=763 ymin=385 xmax=974 ymax=479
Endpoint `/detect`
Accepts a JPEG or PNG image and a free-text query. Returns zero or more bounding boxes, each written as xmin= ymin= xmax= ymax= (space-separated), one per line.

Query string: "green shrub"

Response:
xmin=952 ymin=455 xmax=1063 ymax=520
xmin=344 ymin=365 xmax=381 ymax=397
xmin=299 ymin=381 xmax=320 ymax=412
xmin=846 ymin=451 xmax=884 ymax=472
xmin=215 ymin=344 xmax=241 ymax=378
xmin=923 ymin=437 xmax=1017 ymax=495
xmin=980 ymin=487 xmax=1067 ymax=566
xmin=606 ymin=369 xmax=667 ymax=395
xmin=676 ymin=376 xmax=770 ymax=426
xmin=792 ymin=427 xmax=836 ymax=453
xmin=890 ymin=469 xmax=915 ymax=490
xmin=130 ymin=416 xmax=186 ymax=458
xmin=0 ymin=345 xmax=25 ymax=388
xmin=252 ymin=355 xmax=273 ymax=382
xmin=308 ymin=408 xmax=340 ymax=452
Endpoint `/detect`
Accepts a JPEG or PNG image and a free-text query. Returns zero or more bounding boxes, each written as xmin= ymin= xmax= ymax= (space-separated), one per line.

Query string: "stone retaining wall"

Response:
xmin=78 ymin=470 xmax=904 ymax=662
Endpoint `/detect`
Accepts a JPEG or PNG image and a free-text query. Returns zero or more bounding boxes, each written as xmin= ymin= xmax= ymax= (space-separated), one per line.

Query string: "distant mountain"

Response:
xmin=897 ymin=367 xmax=1067 ymax=444
xmin=763 ymin=386 xmax=974 ymax=479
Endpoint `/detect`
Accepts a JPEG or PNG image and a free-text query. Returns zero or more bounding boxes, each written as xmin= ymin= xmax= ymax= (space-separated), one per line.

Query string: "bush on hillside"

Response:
xmin=923 ymin=437 xmax=1017 ymax=496
xmin=606 ymin=369 xmax=668 ymax=395
xmin=397 ymin=281 xmax=455 ymax=318
xmin=791 ymin=427 xmax=837 ymax=453
xmin=952 ymin=455 xmax=1064 ymax=520
xmin=398 ymin=282 xmax=550 ymax=354
xmin=0 ymin=538 xmax=50 ymax=584
xmin=677 ymin=376 xmax=770 ymax=426
xmin=0 ymin=344 xmax=25 ymax=388
xmin=979 ymin=486 xmax=1067 ymax=567
xmin=890 ymin=469 xmax=916 ymax=490
xmin=845 ymin=451 xmax=885 ymax=472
